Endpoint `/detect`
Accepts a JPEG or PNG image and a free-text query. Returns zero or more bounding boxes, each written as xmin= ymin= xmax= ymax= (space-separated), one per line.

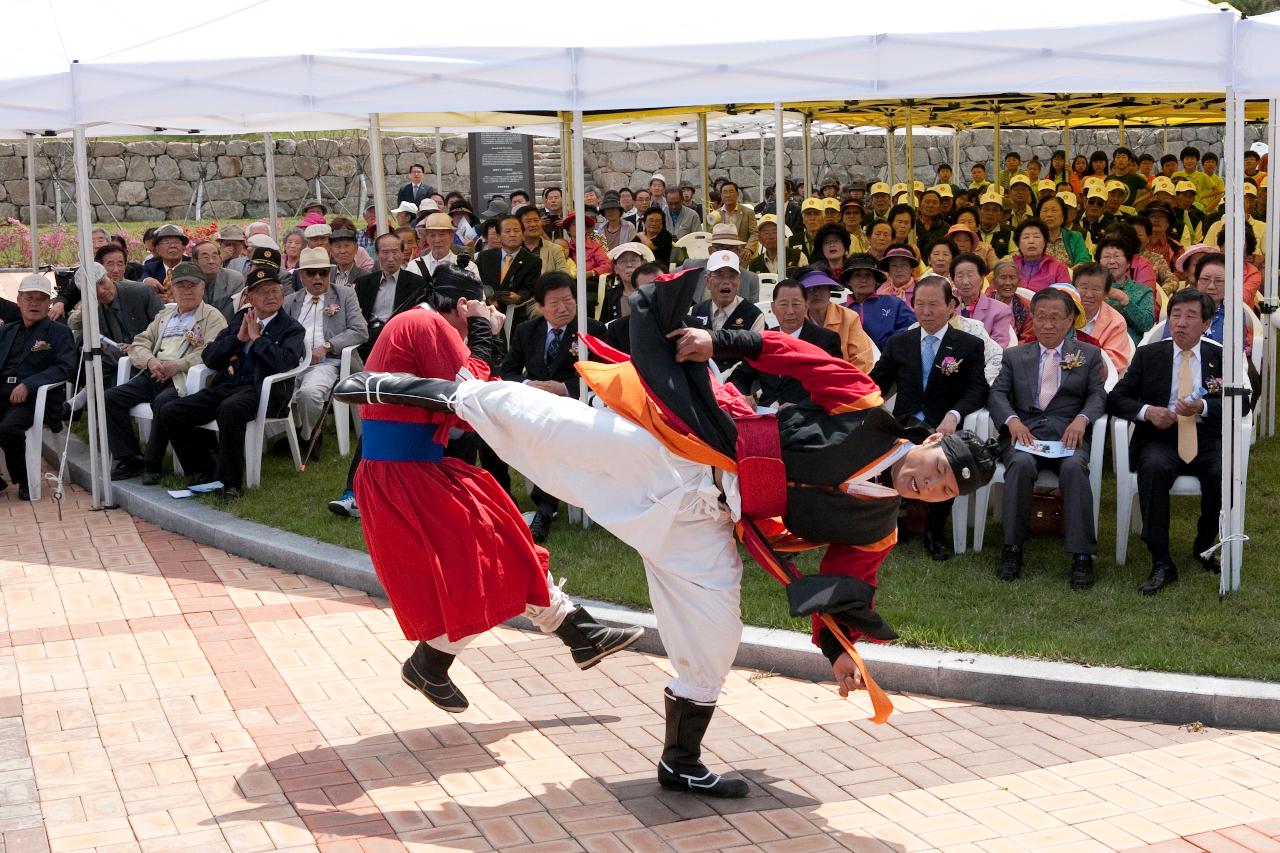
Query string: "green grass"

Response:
xmin=207 ymin=425 xmax=1280 ymax=682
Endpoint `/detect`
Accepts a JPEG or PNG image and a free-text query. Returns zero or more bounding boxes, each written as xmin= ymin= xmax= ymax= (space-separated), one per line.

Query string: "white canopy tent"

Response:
xmin=0 ymin=0 xmax=1254 ymax=595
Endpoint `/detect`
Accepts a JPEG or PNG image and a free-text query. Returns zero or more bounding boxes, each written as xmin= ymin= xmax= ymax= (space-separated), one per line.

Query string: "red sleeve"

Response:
xmin=747 ymin=331 xmax=884 ymax=414
xmin=810 ymin=543 xmax=892 ymax=646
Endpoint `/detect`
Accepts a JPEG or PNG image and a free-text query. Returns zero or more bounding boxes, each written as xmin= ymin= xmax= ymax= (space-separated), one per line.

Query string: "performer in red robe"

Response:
xmin=336 ymin=268 xmax=996 ymax=797
xmin=354 ymin=267 xmax=642 ymax=713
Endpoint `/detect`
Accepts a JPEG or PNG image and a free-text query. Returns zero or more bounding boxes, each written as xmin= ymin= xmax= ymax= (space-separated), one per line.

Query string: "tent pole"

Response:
xmin=698 ymin=113 xmax=710 ymax=227
xmin=1117 ymin=115 xmax=1127 ymax=147
xmin=952 ymin=127 xmax=961 ymax=180
xmin=1222 ymin=90 xmax=1245 ymax=595
xmin=993 ymin=106 xmax=1002 ymax=187
xmin=434 ymin=127 xmax=443 ymax=193
xmin=368 ymin=114 xmax=389 ymax=236
xmin=774 ymin=103 xmax=786 ymax=279
xmin=905 ymin=109 xmax=915 ymax=209
xmin=26 ymin=135 xmax=38 ymax=272
xmin=758 ymin=133 xmax=765 ymax=210
xmin=1063 ymin=121 xmax=1071 ymax=169
xmin=1162 ymin=121 xmax=1169 ymax=157
xmin=263 ymin=132 xmax=279 ymax=242
xmin=673 ymin=137 xmax=681 ymax=187
xmin=72 ymin=126 xmax=110 ymax=508
xmin=802 ymin=114 xmax=812 ymax=198
xmin=572 ymin=108 xmax=588 ymax=397
xmin=1266 ymin=99 xmax=1280 ymax=438
xmin=559 ymin=114 xmax=570 ymax=194
xmin=886 ymin=123 xmax=896 ymax=188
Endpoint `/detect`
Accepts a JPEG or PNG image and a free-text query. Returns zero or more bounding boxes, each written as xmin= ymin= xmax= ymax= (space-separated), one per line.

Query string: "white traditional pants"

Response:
xmin=425 ymin=571 xmax=575 ymax=655
xmin=293 ymin=360 xmax=340 ymax=437
xmin=453 ymin=379 xmax=744 ymax=703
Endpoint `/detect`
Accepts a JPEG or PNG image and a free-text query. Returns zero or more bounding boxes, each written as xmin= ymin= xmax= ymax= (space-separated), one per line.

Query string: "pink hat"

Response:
xmin=877 ymin=245 xmax=918 ymax=270
xmin=1174 ymin=243 xmax=1218 ymax=275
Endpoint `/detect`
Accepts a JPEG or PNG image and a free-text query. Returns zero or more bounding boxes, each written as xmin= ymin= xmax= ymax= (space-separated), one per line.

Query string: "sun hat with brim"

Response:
xmin=301 ymin=201 xmax=328 ymax=215
xmin=607 ymin=241 xmax=655 ymax=263
xmin=558 ymin=211 xmax=598 ymax=231
xmin=1174 ymin=243 xmax=1218 ymax=275
xmin=945 ymin=223 xmax=980 ymax=245
xmin=1047 ymin=283 xmax=1088 ymax=330
xmin=17 ymin=273 xmax=53 ymax=296
xmin=839 ymin=254 xmax=887 ymax=286
xmin=393 ymin=201 xmax=418 ymax=216
xmin=153 ymin=223 xmax=189 ymax=246
xmin=296 ymin=247 xmax=335 ymax=271
xmin=1143 ymin=203 xmax=1176 ymax=222
xmin=170 ymin=262 xmax=204 ymax=285
xmin=218 ymin=224 xmax=245 ymax=242
xmin=708 ymin=223 xmax=745 ymax=246
xmin=796 ymin=268 xmax=843 ymax=291
xmin=419 ymin=212 xmax=454 ymax=231
xmin=598 ymin=193 xmax=624 ymax=214
xmin=878 ymin=246 xmax=919 ymax=270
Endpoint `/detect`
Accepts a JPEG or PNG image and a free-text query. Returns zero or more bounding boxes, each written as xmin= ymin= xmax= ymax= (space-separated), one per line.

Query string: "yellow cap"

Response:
xmin=1105 ymin=179 xmax=1127 ymax=195
xmin=929 ymin=183 xmax=953 ymax=198
xmin=1008 ymin=174 xmax=1032 ymax=189
xmin=1175 ymin=180 xmax=1197 ymax=194
xmin=801 ymin=197 xmax=823 ymax=212
xmin=1037 ymin=178 xmax=1057 ymax=193
xmin=1056 ymin=190 xmax=1078 ymax=208
xmin=869 ymin=181 xmax=891 ymax=196
xmin=1151 ymin=176 xmax=1176 ymax=196
xmin=821 ymin=197 xmax=841 ymax=211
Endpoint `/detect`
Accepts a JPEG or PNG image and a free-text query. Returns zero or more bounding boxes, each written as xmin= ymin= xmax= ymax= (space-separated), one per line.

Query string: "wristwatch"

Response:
xmin=323 ymin=341 xmax=333 ymax=352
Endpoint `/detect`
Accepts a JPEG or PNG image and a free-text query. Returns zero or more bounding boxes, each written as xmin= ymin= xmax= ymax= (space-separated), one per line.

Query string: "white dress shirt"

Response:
xmin=372 ymin=273 xmax=397 ymax=322
xmin=298 ymin=291 xmax=327 ymax=353
xmin=919 ymin=326 xmax=960 ymax=425
xmin=1138 ymin=341 xmax=1208 ymax=421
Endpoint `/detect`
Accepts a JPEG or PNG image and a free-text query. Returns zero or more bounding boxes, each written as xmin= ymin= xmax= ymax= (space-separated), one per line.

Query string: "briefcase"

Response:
xmin=1029 ymin=492 xmax=1066 ymax=537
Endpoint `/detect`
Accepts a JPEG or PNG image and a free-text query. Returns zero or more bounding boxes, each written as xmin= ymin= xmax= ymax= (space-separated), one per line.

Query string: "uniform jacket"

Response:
xmin=127 ymin=302 xmax=229 ymax=397
xmin=870 ymin=325 xmax=989 ymax=428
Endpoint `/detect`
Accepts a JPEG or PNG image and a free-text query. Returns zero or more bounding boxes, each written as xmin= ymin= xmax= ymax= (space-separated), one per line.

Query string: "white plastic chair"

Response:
xmin=332 ymin=345 xmax=361 ymax=457
xmin=593 ymin=273 xmax=613 ymax=321
xmin=756 ymin=301 xmax=777 ymax=329
xmin=189 ymin=353 xmax=310 ymax=489
xmin=675 ymin=231 xmax=712 ymax=261
xmin=949 ymin=409 xmax=987 ymax=554
xmin=757 ymin=272 xmax=779 ymax=302
xmin=1112 ymin=416 xmax=1253 ymax=565
xmin=1016 ymin=286 xmax=1036 ymax=302
xmin=15 ymin=383 xmax=61 ymax=501
xmin=970 ymin=351 xmax=1118 ymax=553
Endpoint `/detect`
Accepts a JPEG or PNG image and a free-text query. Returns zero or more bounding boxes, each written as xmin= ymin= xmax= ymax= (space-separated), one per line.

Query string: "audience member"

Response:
xmin=797 ymin=268 xmax=875 ymax=372
xmin=192 ymin=240 xmax=244 ymax=321
xmin=877 ymin=245 xmax=919 ymax=304
xmin=1012 ymin=219 xmax=1071 ymax=293
xmin=987 ymin=287 xmax=1106 ymax=588
xmin=155 ymin=269 xmax=305 ymax=502
xmin=475 ymin=215 xmax=541 ymax=328
xmin=1107 ymin=289 xmax=1235 ymax=594
xmin=708 ymin=181 xmax=759 ymax=257
xmin=690 ymin=250 xmax=765 ymax=372
xmin=355 ymin=233 xmax=428 ymax=358
xmin=730 ymin=278 xmax=841 ymax=407
xmin=951 ymin=254 xmax=1013 ymax=347
xmin=870 ymin=276 xmax=988 ymax=560
xmin=281 ymin=248 xmax=369 ymax=452
xmin=599 ymin=243 xmax=653 ymax=324
xmin=0 ymin=275 xmax=76 ymax=499
xmin=664 ymin=187 xmax=702 ymax=239
xmin=680 ymin=224 xmax=761 ymax=303
xmin=1096 ymin=237 xmax=1156 ymax=345
xmin=517 ymin=205 xmax=570 ymax=276
xmin=1073 ymin=263 xmax=1133 ymax=374
xmin=107 ymin=262 xmax=227 ymax=482
xmin=67 ymin=260 xmax=163 ymax=394
xmin=839 ymin=254 xmax=915 ymax=350
xmin=397 ymin=164 xmax=435 ymax=206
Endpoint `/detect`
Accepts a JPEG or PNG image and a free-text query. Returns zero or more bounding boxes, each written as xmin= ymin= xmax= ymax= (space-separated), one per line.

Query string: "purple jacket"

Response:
xmin=959 ymin=295 xmax=1015 ymax=347
xmin=1014 ymin=254 xmax=1071 ymax=293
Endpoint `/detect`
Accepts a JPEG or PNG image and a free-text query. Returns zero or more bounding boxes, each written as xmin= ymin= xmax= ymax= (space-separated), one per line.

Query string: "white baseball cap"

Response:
xmin=706 ymin=250 xmax=740 ymax=273
xmin=393 ymin=201 xmax=419 ymax=215
xmin=17 ymin=273 xmax=53 ymax=296
xmin=247 ymin=233 xmax=281 ymax=251
xmin=74 ymin=262 xmax=107 ymax=288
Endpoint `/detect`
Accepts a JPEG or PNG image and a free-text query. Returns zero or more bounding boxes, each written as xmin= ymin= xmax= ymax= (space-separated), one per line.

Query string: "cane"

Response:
xmin=298 ymin=380 xmax=339 ymax=472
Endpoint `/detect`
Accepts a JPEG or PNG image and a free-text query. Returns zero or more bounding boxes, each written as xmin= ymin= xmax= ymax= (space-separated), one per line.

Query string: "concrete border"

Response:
xmin=47 ymin=434 xmax=1280 ymax=731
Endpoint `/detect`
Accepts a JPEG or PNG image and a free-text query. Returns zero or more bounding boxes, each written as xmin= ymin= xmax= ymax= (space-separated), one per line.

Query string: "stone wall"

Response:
xmin=0 ymin=124 xmax=1261 ymax=225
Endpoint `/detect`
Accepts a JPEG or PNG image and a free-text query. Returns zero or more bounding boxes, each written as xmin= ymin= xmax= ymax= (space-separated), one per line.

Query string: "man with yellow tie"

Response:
xmin=476 ymin=214 xmax=542 ymax=330
xmin=140 ymin=223 xmax=190 ymax=302
xmin=1107 ymin=289 xmax=1239 ymax=595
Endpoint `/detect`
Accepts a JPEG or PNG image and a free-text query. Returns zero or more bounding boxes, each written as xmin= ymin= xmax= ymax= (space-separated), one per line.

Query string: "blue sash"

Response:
xmin=361 ymin=419 xmax=445 ymax=462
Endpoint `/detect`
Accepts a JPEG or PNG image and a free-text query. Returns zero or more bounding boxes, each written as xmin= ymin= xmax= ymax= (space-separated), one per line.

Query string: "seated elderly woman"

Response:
xmin=876 ymin=244 xmax=920 ymax=304
xmin=924 ymin=237 xmax=957 ymax=279
xmin=1095 ymin=237 xmax=1155 ymax=346
xmin=1011 ymin=218 xmax=1072 ymax=293
xmin=1072 ymin=263 xmax=1133 ymax=375
xmin=1036 ymin=195 xmax=1091 ymax=267
xmin=950 ymin=253 xmax=1013 ymax=347
xmin=808 ymin=223 xmax=853 ymax=281
xmin=946 ymin=216 xmax=996 ymax=271
xmin=987 ymin=259 xmax=1034 ymax=343
xmin=1164 ymin=251 xmax=1254 ymax=352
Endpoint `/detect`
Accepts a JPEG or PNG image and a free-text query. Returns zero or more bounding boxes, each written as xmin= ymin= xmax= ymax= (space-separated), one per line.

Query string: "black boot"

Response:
xmin=333 ymin=373 xmax=459 ymax=411
xmin=657 ymin=688 xmax=749 ymax=798
xmin=553 ymin=606 xmax=643 ymax=670
xmin=400 ymin=642 xmax=469 ymax=713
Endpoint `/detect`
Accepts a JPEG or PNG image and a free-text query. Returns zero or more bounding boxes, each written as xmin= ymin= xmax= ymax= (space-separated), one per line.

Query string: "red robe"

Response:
xmin=355 ymin=307 xmax=550 ymax=642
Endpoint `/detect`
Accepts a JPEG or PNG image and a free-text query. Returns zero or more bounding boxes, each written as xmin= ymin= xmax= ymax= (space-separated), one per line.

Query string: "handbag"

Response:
xmin=1028 ymin=492 xmax=1066 ymax=537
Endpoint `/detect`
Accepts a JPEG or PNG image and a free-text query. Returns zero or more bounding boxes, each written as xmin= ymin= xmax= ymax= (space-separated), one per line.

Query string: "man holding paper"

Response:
xmin=987 ymin=286 xmax=1107 ymax=589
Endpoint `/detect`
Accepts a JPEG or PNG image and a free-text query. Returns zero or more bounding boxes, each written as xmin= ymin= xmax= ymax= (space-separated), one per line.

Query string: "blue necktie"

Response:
xmin=547 ymin=328 xmax=564 ymax=365
xmin=921 ymin=334 xmax=937 ymax=389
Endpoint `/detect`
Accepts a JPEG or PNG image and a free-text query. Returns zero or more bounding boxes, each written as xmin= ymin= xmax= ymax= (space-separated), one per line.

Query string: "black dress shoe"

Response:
xmin=140 ymin=470 xmax=163 ymax=486
xmin=110 ymin=459 xmax=145 ymax=481
xmin=528 ymin=508 xmax=554 ymax=544
xmin=1140 ymin=560 xmax=1178 ymax=595
xmin=217 ymin=486 xmax=242 ymax=504
xmin=17 ymin=484 xmax=31 ymax=501
xmin=996 ymin=546 xmax=1022 ymax=581
xmin=1070 ymin=554 xmax=1095 ymax=590
xmin=922 ymin=530 xmax=951 ymax=562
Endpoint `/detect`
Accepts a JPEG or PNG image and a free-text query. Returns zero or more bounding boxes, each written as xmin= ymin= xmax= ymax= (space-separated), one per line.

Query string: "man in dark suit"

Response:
xmin=139 ymin=223 xmax=190 ymax=290
xmin=498 ymin=272 xmax=606 ymax=543
xmin=731 ymin=278 xmax=840 ymax=407
xmin=0 ymin=275 xmax=76 ymax=498
xmin=870 ymin=276 xmax=989 ymax=560
xmin=1107 ymin=289 xmax=1236 ymax=594
xmin=355 ymin=232 xmax=427 ymax=359
xmin=476 ymin=214 xmax=541 ymax=330
xmin=987 ymin=287 xmax=1107 ymax=588
xmin=153 ymin=269 xmax=306 ymax=502
xmin=397 ymin=164 xmax=435 ymax=207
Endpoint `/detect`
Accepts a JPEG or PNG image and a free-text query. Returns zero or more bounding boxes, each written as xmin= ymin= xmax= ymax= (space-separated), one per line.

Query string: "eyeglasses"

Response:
xmin=1197 ymin=276 xmax=1226 ymax=287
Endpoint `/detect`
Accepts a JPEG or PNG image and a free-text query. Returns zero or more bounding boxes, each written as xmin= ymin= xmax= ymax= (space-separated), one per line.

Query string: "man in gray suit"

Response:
xmin=987 ymin=287 xmax=1107 ymax=589
xmin=193 ymin=239 xmax=245 ymax=321
xmin=68 ymin=261 xmax=164 ymax=388
xmin=282 ymin=248 xmax=369 ymax=450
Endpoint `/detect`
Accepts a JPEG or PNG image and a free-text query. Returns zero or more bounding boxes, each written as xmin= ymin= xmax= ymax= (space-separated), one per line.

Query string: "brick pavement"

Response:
xmin=2 ymin=486 xmax=1280 ymax=852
